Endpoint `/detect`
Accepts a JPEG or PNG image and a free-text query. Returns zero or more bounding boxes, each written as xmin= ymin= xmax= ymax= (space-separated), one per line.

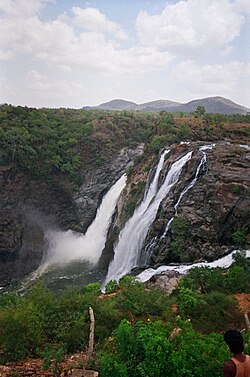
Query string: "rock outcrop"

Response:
xmin=143 ymin=143 xmax=250 ymax=264
xmin=146 ymin=270 xmax=181 ymax=294
xmin=101 ymin=143 xmax=250 ymax=275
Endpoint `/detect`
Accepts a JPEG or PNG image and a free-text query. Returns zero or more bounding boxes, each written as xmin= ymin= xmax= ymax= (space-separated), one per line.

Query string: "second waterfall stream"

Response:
xmin=104 ymin=150 xmax=193 ymax=286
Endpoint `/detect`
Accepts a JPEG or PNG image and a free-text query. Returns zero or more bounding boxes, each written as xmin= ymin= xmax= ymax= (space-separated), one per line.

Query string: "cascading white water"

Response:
xmin=142 ymin=144 xmax=214 ymax=265
xmin=142 ymin=149 xmax=170 ymax=207
xmin=161 ymin=144 xmax=214 ymax=238
xmin=104 ymin=150 xmax=192 ymax=286
xmin=36 ymin=174 xmax=127 ymax=276
xmin=138 ymin=250 xmax=250 ymax=282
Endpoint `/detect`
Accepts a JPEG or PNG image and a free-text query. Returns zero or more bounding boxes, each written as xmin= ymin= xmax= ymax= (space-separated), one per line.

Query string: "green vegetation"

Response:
xmin=1 ymin=104 xmax=249 ymax=373
xmin=177 ymin=252 xmax=250 ymax=295
xmin=125 ymin=180 xmax=147 ymax=217
xmin=195 ymin=105 xmax=206 ymax=116
xmin=100 ymin=319 xmax=229 ymax=377
xmin=1 ymin=104 xmax=249 ymax=188
xmin=169 ymin=216 xmax=191 ymax=262
xmin=0 ymin=254 xmax=249 ymax=376
xmin=232 ymin=228 xmax=248 ymax=246
xmin=149 ymin=135 xmax=169 ymax=154
xmin=0 ymin=105 xmax=154 ymax=184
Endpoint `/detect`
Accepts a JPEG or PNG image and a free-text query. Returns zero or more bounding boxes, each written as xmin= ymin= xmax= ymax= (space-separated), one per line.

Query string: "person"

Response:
xmin=223 ymin=330 xmax=250 ymax=377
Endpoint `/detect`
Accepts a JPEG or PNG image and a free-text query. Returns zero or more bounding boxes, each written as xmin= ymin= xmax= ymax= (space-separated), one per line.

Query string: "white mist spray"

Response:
xmin=39 ymin=174 xmax=127 ymax=273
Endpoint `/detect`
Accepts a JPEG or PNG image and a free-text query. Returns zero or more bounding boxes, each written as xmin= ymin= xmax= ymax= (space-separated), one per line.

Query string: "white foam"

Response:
xmin=138 ymin=250 xmax=250 ymax=283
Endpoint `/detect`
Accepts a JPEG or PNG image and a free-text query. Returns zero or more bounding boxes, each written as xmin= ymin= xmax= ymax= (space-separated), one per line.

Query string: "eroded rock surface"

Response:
xmin=146 ymin=270 xmax=181 ymax=294
xmin=144 ymin=143 xmax=250 ymax=264
xmin=0 ymin=147 xmax=141 ymax=285
xmin=102 ymin=143 xmax=250 ymax=274
xmin=0 ymin=142 xmax=249 ymax=286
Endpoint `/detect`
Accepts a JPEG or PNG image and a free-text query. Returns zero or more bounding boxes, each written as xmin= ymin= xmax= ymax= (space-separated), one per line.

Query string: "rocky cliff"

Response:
xmin=149 ymin=143 xmax=250 ymax=264
xmin=0 ymin=147 xmax=142 ymax=286
xmin=100 ymin=142 xmax=250 ymax=275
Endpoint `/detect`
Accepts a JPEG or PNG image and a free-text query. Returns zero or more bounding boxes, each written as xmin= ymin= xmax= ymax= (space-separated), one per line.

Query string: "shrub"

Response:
xmin=232 ymin=228 xmax=247 ymax=245
xmin=178 ymin=266 xmax=223 ymax=294
xmin=100 ymin=320 xmax=172 ymax=377
xmin=117 ymin=276 xmax=173 ymax=319
xmin=105 ymin=280 xmax=119 ymax=294
xmin=170 ymin=216 xmax=191 ymax=261
xmin=100 ymin=319 xmax=230 ymax=377
xmin=149 ymin=135 xmax=168 ymax=154
xmin=189 ymin=292 xmax=242 ymax=333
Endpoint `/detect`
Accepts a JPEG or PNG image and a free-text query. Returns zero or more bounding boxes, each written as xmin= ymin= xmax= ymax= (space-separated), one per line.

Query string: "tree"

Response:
xmin=195 ymin=106 xmax=206 ymax=116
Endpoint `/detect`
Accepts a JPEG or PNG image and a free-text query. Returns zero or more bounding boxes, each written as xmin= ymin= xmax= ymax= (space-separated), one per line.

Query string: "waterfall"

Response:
xmin=37 ymin=174 xmax=127 ymax=275
xmin=161 ymin=144 xmax=212 ymax=238
xmin=142 ymin=149 xmax=170 ymax=208
xmin=142 ymin=144 xmax=215 ymax=266
xmin=104 ymin=150 xmax=192 ymax=286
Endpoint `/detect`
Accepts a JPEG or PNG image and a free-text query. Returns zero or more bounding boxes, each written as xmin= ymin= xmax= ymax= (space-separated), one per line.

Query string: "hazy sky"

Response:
xmin=1 ymin=0 xmax=250 ymax=108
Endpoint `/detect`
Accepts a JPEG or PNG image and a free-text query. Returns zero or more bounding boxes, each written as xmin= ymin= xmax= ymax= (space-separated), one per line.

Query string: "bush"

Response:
xmin=0 ymin=301 xmax=45 ymax=362
xmin=117 ymin=276 xmax=173 ymax=319
xmin=100 ymin=320 xmax=172 ymax=377
xmin=178 ymin=266 xmax=223 ymax=293
xmin=170 ymin=216 xmax=191 ymax=261
xmin=223 ymin=265 xmax=250 ymax=293
xmin=105 ymin=280 xmax=119 ymax=294
xmin=189 ymin=292 xmax=242 ymax=333
xmin=149 ymin=135 xmax=168 ymax=154
xmin=178 ymin=253 xmax=250 ymax=294
xmin=99 ymin=319 xmax=230 ymax=377
xmin=232 ymin=228 xmax=247 ymax=245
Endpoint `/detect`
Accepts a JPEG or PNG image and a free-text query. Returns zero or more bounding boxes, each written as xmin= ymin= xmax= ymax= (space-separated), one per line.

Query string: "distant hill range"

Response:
xmin=83 ymin=96 xmax=250 ymax=115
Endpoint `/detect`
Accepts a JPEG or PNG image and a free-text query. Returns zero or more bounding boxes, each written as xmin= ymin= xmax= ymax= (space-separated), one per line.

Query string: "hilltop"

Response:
xmin=83 ymin=96 xmax=250 ymax=114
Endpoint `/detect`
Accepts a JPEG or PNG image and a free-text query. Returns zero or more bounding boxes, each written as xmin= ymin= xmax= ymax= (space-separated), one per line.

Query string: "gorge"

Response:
xmin=0 ymin=106 xmax=249 ymax=290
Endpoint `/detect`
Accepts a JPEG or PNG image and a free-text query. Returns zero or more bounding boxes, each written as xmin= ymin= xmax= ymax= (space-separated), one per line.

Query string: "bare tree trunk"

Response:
xmin=244 ymin=313 xmax=250 ymax=330
xmin=88 ymin=307 xmax=95 ymax=359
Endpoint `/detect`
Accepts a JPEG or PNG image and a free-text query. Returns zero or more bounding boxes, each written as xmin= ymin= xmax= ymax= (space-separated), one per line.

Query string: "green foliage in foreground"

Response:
xmin=99 ymin=319 xmax=230 ymax=377
xmin=0 ymin=254 xmax=249 ymax=375
xmin=0 ymin=278 xmax=173 ymax=363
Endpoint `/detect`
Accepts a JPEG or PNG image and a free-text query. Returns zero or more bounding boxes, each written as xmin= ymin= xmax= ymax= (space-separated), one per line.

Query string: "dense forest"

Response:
xmin=1 ymin=104 xmax=249 ymax=186
xmin=0 ymin=105 xmax=250 ymax=376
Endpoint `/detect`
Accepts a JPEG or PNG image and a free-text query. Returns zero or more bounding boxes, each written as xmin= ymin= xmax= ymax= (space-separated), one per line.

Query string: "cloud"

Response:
xmin=136 ymin=0 xmax=247 ymax=53
xmin=0 ymin=0 xmax=53 ymax=17
xmin=0 ymin=2 xmax=172 ymax=75
xmin=71 ymin=7 xmax=128 ymax=40
xmin=235 ymin=0 xmax=250 ymax=13
xmin=172 ymin=60 xmax=250 ymax=93
xmin=0 ymin=0 xmax=249 ymax=108
xmin=1 ymin=69 xmax=88 ymax=108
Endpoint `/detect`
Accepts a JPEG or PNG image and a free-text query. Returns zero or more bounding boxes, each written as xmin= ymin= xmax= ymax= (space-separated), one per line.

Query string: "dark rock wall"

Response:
xmin=0 ymin=147 xmax=142 ymax=285
xmin=100 ymin=143 xmax=249 ymax=274
xmin=144 ymin=143 xmax=250 ymax=264
xmin=0 ymin=142 xmax=249 ymax=286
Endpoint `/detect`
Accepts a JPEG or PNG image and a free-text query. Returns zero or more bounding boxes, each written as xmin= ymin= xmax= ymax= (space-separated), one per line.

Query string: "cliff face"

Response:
xmin=148 ymin=143 xmax=250 ymax=264
xmin=0 ymin=147 xmax=142 ymax=285
xmin=0 ymin=140 xmax=249 ymax=287
xmin=100 ymin=143 xmax=250 ymax=274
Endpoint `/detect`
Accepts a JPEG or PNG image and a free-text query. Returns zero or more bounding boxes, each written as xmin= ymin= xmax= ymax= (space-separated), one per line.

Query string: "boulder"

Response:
xmin=146 ymin=270 xmax=181 ymax=293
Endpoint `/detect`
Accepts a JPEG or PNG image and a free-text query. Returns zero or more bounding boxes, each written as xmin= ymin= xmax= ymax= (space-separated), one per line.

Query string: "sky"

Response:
xmin=0 ymin=0 xmax=250 ymax=108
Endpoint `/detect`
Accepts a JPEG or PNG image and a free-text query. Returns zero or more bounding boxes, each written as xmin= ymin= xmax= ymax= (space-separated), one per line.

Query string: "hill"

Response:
xmin=84 ymin=96 xmax=250 ymax=114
